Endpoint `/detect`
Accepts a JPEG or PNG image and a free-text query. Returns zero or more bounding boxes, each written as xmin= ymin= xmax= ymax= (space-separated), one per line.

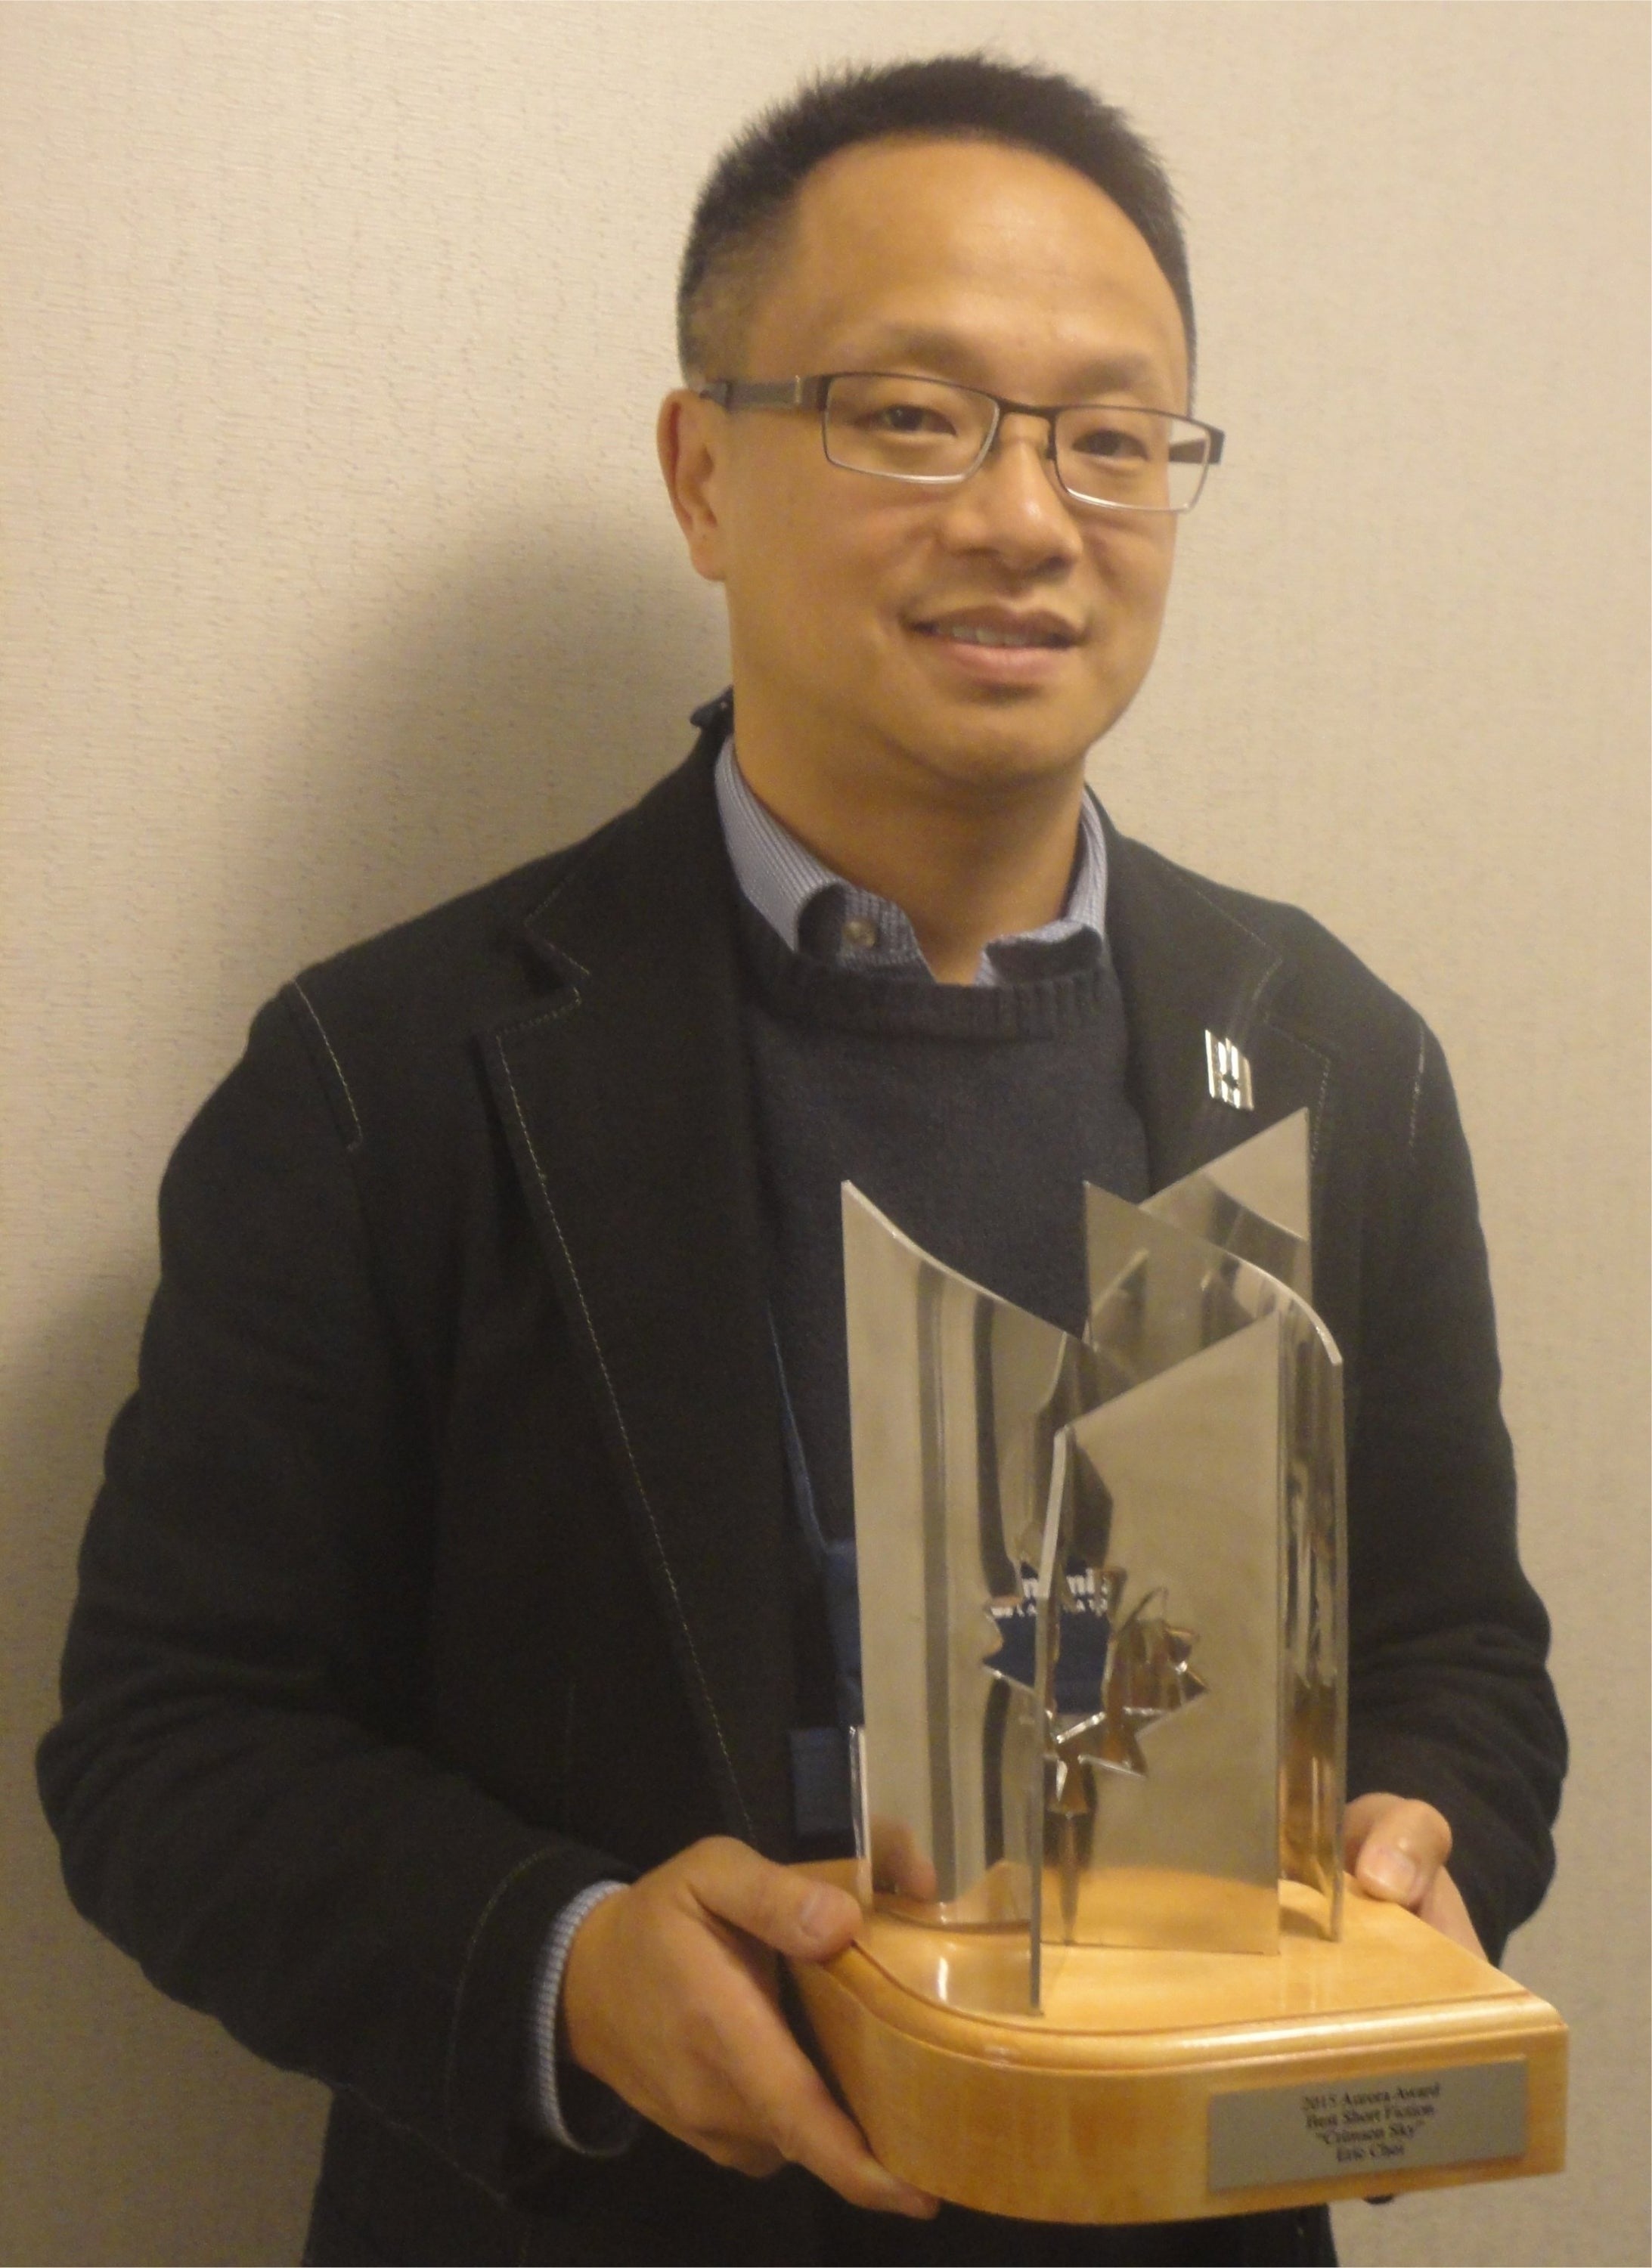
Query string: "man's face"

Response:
xmin=667 ymin=135 xmax=1190 ymax=811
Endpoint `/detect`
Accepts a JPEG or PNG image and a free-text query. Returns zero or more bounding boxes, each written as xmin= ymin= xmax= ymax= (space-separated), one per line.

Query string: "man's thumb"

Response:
xmin=689 ymin=1839 xmax=862 ymax=1958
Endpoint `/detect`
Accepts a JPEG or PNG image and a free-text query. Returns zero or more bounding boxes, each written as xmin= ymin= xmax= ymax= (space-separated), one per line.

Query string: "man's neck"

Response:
xmin=730 ymin=724 xmax=1089 ymax=987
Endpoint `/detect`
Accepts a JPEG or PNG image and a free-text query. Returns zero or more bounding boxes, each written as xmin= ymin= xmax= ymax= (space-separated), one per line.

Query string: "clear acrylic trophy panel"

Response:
xmin=844 ymin=1111 xmax=1347 ymax=2006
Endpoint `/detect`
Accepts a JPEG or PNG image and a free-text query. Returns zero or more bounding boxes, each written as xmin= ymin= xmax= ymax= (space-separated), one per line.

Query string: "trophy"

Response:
xmin=789 ymin=1114 xmax=1565 ymax=2223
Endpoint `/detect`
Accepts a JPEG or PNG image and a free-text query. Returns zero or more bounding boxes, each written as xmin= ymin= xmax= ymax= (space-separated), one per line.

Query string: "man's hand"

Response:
xmin=559 ymin=1836 xmax=938 ymax=2217
xmin=1344 ymin=1793 xmax=1486 ymax=1957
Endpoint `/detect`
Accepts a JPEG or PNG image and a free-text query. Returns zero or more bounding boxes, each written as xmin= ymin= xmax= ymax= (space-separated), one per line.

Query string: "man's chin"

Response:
xmin=882 ymin=690 xmax=1107 ymax=801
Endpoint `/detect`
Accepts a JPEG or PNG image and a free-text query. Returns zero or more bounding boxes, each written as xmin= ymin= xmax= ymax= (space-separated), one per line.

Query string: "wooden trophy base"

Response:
xmin=790 ymin=1865 xmax=1566 ymax=2226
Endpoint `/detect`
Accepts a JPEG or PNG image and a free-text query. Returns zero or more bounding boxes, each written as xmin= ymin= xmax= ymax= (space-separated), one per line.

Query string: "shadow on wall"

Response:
xmin=240 ymin=507 xmax=731 ymax=978
xmin=12 ymin=512 xmax=727 ymax=2264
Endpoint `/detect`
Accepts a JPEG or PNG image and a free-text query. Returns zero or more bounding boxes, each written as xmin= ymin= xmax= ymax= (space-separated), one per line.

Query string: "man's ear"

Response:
xmin=658 ymin=390 xmax=729 ymax=584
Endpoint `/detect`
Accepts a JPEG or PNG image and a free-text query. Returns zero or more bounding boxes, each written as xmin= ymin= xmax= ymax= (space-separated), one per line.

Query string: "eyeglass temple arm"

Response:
xmin=697 ymin=379 xmax=830 ymax=411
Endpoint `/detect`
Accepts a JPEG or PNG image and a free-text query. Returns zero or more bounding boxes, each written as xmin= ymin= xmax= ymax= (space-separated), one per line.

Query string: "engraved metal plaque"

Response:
xmin=1208 ymin=2062 xmax=1527 ymax=2190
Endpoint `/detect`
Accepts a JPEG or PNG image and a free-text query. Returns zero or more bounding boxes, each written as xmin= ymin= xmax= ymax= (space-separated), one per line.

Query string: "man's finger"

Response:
xmin=869 ymin=1816 xmax=940 ymax=1902
xmin=1347 ymin=1792 xmax=1452 ymax=1907
xmin=683 ymin=1837 xmax=863 ymax=1960
xmin=730 ymin=2019 xmax=938 ymax=2218
xmin=694 ymin=2129 xmax=787 ymax=2179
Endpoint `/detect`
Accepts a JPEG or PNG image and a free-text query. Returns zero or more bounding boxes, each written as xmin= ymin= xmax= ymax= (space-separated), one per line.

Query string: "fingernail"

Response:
xmin=798 ymin=1885 xmax=851 ymax=1942
xmin=1362 ymin=1848 xmax=1420 ymax=1902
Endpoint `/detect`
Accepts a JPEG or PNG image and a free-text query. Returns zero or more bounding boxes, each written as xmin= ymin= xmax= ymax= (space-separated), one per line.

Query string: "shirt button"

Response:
xmin=841 ymin=916 xmax=879 ymax=951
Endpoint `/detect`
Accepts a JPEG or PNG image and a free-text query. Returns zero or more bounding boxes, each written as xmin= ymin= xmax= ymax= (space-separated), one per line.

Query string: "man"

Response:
xmin=39 ymin=56 xmax=1564 ymax=2268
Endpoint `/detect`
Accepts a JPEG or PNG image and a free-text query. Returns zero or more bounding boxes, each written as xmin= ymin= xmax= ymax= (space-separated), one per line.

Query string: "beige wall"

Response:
xmin=2 ymin=5 xmax=1645 ymax=2262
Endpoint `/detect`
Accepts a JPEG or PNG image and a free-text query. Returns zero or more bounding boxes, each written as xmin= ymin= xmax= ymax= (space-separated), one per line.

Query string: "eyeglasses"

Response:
xmin=698 ymin=372 xmax=1224 ymax=515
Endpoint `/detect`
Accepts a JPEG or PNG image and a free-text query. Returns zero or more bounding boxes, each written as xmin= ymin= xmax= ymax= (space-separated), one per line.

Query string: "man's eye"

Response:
xmin=868 ymin=402 xmax=957 ymax=436
xmin=1070 ymin=421 xmax=1150 ymax=460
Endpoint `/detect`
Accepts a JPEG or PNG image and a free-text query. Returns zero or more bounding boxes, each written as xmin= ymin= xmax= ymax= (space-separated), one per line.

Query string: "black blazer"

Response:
xmin=39 ymin=717 xmax=1564 ymax=2266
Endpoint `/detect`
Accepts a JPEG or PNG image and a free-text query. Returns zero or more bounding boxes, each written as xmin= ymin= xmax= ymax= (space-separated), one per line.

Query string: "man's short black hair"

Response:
xmin=677 ymin=54 xmax=1195 ymax=384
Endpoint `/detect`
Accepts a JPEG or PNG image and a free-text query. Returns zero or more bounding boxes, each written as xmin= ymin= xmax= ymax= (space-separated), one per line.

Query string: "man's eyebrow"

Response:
xmin=831 ymin=326 xmax=1166 ymax=396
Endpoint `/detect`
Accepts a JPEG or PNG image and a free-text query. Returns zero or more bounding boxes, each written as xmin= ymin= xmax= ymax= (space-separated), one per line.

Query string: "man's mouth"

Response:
xmin=913 ymin=611 xmax=1082 ymax=651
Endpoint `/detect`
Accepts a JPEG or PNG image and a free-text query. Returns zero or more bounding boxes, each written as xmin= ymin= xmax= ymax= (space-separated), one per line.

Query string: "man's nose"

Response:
xmin=941 ymin=414 xmax=1084 ymax=568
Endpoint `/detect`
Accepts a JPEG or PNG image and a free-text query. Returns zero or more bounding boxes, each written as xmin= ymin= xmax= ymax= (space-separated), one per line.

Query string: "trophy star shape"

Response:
xmin=985 ymin=1564 xmax=1209 ymax=1788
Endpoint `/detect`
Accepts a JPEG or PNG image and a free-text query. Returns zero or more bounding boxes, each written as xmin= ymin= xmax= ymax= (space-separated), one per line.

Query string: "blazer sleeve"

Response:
xmin=1344 ymin=1021 xmax=1567 ymax=1960
xmin=36 ymin=990 xmax=628 ymax=2200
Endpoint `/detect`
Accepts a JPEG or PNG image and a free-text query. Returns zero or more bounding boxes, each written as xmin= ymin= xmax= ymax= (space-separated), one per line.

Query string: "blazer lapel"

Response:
xmin=1104 ymin=820 xmax=1341 ymax=1222
xmin=481 ymin=745 xmax=795 ymax=1855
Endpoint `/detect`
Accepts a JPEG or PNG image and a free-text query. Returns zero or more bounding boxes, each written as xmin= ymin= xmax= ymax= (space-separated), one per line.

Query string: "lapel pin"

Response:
xmin=1204 ymin=1030 xmax=1254 ymax=1111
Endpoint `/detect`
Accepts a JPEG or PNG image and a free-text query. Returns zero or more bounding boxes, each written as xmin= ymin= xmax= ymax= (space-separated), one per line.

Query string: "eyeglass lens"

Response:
xmin=821 ymin=373 xmax=1210 ymax=510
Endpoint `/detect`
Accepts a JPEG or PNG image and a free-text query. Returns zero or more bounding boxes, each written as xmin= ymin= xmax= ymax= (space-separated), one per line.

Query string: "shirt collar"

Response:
xmin=713 ymin=739 xmax=1108 ymax=988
